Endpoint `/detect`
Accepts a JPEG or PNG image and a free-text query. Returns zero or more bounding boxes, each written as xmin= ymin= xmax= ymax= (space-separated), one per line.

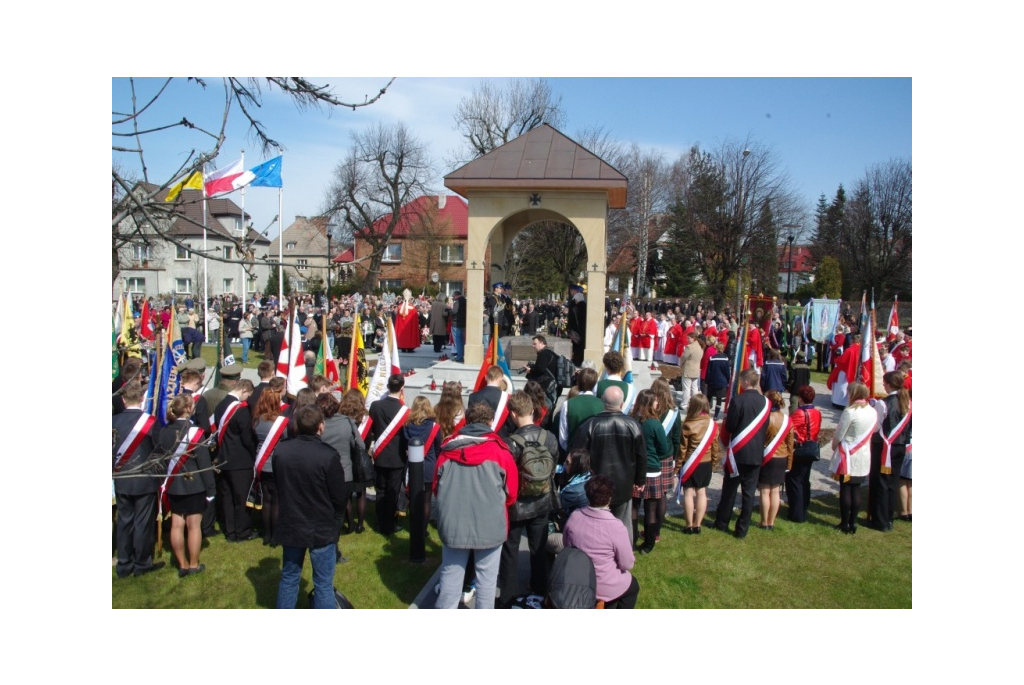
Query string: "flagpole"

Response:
xmin=277 ymin=186 xmax=284 ymax=305
xmin=202 ymin=161 xmax=209 ymax=342
xmin=239 ymin=149 xmax=246 ymax=304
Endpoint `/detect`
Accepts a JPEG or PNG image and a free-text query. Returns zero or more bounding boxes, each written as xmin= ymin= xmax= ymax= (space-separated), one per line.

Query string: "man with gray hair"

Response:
xmin=570 ymin=384 xmax=646 ymax=542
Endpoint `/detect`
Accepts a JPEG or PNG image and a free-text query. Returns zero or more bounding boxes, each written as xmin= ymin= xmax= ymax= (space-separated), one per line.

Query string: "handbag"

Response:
xmin=349 ymin=418 xmax=375 ymax=483
xmin=792 ymin=408 xmax=821 ymax=461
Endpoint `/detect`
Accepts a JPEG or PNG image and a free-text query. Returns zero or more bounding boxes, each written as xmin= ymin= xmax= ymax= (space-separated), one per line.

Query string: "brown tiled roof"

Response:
xmin=444 ymin=124 xmax=628 ymax=208
xmin=135 ymin=183 xmax=268 ymax=244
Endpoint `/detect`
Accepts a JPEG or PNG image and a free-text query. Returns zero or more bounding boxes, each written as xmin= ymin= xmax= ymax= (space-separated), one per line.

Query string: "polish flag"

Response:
xmin=276 ymin=306 xmax=308 ymax=396
xmin=204 ymin=159 xmax=246 ymax=197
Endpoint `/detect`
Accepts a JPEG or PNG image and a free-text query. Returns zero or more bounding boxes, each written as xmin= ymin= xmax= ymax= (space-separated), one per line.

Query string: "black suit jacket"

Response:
xmin=724 ymin=390 xmax=770 ymax=466
xmin=527 ymin=347 xmax=559 ymax=385
xmin=112 ymin=408 xmax=160 ymax=495
xmin=214 ymin=395 xmax=257 ymax=471
xmin=368 ymin=395 xmax=408 ymax=469
xmin=468 ymin=385 xmax=514 ymax=440
xmin=268 ymin=331 xmax=285 ymax=364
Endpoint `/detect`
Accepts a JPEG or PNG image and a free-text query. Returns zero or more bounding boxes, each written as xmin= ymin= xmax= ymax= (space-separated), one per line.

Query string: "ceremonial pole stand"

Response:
xmin=408 ymin=438 xmax=425 ymax=563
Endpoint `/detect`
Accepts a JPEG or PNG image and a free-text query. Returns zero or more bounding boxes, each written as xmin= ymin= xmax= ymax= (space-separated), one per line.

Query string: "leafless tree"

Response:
xmin=666 ymin=138 xmax=803 ymax=308
xmin=112 ymin=77 xmax=395 ymax=285
xmin=616 ymin=144 xmax=672 ymax=296
xmin=449 ymin=78 xmax=566 ymax=164
xmin=841 ymin=158 xmax=912 ymax=299
xmin=323 ymin=123 xmax=433 ymax=292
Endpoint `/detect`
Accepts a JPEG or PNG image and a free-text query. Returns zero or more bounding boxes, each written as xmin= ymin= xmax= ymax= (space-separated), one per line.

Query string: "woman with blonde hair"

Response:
xmin=758 ymin=390 xmax=794 ymax=530
xmin=831 ymin=382 xmax=877 ymax=534
xmin=160 ymin=394 xmax=215 ymax=576
xmin=631 ymin=389 xmax=671 ymax=554
xmin=674 ymin=393 xmax=721 ymax=534
xmin=403 ymin=396 xmax=444 ymax=527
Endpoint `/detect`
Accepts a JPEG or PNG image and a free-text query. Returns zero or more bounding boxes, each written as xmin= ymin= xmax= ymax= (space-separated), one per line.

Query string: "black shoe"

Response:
xmin=849 ymin=525 xmax=857 ymax=535
xmin=693 ymin=527 xmax=701 ymax=534
xmin=238 ymin=531 xmax=259 ymax=542
xmin=683 ymin=527 xmax=693 ymax=535
xmin=354 ymin=523 xmax=365 ymax=534
xmin=179 ymin=563 xmax=205 ymax=578
xmin=133 ymin=561 xmax=166 ymax=577
xmin=733 ymin=531 xmax=747 ymax=539
xmin=639 ymin=545 xmax=655 ymax=555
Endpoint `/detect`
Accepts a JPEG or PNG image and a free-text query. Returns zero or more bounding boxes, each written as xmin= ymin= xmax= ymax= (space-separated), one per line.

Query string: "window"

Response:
xmin=127 ymin=277 xmax=146 ymax=293
xmin=781 ymin=261 xmax=794 ymax=269
xmin=247 ymin=278 xmax=258 ymax=293
xmin=439 ymin=244 xmax=464 ymax=264
xmin=379 ymin=279 xmax=403 ymax=291
xmin=223 ymin=279 xmax=233 ymax=293
xmin=175 ymin=278 xmax=192 ymax=294
xmin=132 ymin=245 xmax=151 ymax=261
xmin=223 ymin=246 xmax=233 ymax=260
xmin=441 ymin=281 xmax=463 ymax=297
xmin=286 ymin=241 xmax=297 ymax=251
xmin=175 ymin=244 xmax=192 ymax=260
xmin=296 ymin=259 xmax=308 ymax=271
xmin=293 ymin=279 xmax=307 ymax=292
xmin=382 ymin=244 xmax=402 ymax=263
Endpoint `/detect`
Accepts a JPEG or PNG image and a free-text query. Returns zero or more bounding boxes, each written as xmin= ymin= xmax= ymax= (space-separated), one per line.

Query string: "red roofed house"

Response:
xmin=777 ymin=243 xmax=815 ymax=298
xmin=335 ymin=194 xmax=474 ymax=296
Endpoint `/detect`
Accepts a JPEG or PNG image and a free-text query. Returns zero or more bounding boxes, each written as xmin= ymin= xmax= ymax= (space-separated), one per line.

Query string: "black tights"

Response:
xmin=839 ymin=481 xmax=862 ymax=530
xmin=643 ymin=497 xmax=666 ymax=549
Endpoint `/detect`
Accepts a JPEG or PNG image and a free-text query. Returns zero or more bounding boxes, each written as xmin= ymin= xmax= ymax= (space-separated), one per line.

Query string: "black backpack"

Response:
xmin=553 ymin=354 xmax=576 ymax=390
xmin=509 ymin=430 xmax=556 ymax=499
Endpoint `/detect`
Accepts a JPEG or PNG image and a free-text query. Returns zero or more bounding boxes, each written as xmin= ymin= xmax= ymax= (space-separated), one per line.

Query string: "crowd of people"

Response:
xmin=114 ymin=284 xmax=911 ymax=608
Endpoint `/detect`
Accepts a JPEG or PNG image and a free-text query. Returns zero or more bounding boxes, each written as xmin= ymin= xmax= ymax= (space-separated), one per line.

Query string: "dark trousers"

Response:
xmin=605 ymin=575 xmax=640 ymax=609
xmin=869 ymin=439 xmax=905 ymax=528
xmin=260 ymin=473 xmax=279 ymax=545
xmin=432 ymin=334 xmax=446 ymax=353
xmin=114 ymin=491 xmax=158 ymax=576
xmin=374 ymin=465 xmax=405 ymax=535
xmin=785 ymin=455 xmax=815 ymax=522
xmin=221 ymin=469 xmax=254 ymax=539
xmin=713 ymin=463 xmax=760 ymax=538
xmin=498 ymin=515 xmax=550 ymax=606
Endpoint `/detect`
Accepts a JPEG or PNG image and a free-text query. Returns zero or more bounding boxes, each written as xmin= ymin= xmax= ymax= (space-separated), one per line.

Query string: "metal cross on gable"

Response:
xmin=470 ymin=260 xmax=477 ymax=269
xmin=529 ymin=193 xmax=541 ymax=206
xmin=592 ymin=263 xmax=599 ymax=271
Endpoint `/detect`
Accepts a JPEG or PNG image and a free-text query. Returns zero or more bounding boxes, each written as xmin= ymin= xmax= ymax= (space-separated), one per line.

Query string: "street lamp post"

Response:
xmin=326 ymin=230 xmax=332 ymax=306
xmin=785 ymin=234 xmax=795 ymax=304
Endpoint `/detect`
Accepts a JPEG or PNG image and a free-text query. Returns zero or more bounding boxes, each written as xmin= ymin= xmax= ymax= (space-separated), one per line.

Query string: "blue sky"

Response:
xmin=112 ymin=77 xmax=910 ymax=242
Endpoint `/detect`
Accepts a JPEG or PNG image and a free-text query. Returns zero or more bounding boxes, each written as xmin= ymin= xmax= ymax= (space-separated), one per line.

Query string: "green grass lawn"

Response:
xmin=112 ymin=493 xmax=910 ymax=609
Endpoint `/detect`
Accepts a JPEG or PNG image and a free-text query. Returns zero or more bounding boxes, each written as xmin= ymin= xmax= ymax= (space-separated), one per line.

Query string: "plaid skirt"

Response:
xmin=645 ymin=457 xmax=676 ymax=500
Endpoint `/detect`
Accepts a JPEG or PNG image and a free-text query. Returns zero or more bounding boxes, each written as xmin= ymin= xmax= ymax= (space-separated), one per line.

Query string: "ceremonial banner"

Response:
xmin=365 ymin=310 xmax=398 ymax=409
xmin=808 ymin=299 xmax=841 ymax=343
xmin=748 ymin=295 xmax=776 ymax=333
xmin=347 ymin=310 xmax=369 ymax=397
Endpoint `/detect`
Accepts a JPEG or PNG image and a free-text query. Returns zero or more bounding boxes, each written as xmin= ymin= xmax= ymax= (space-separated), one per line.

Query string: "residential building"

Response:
xmin=335 ymin=194 xmax=472 ymax=297
xmin=115 ymin=186 xmax=271 ymax=302
xmin=267 ymin=215 xmax=337 ymax=294
xmin=777 ymin=244 xmax=815 ymax=296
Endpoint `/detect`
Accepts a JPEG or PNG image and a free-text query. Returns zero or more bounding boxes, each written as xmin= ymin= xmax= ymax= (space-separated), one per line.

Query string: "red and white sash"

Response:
xmin=724 ymin=396 xmax=771 ymax=478
xmin=114 ymin=413 xmax=156 ymax=472
xmin=679 ymin=419 xmax=717 ymax=483
xmin=425 ymin=423 xmax=441 ymax=453
xmin=357 ymin=416 xmax=373 ymax=442
xmin=490 ymin=392 xmax=510 ymax=432
xmin=453 ymin=412 xmax=466 ymax=435
xmin=159 ymin=426 xmax=205 ymax=513
xmin=881 ymin=404 xmax=912 ymax=474
xmin=761 ymin=413 xmax=792 ymax=466
xmin=371 ymin=405 xmax=409 ymax=459
xmin=661 ymin=408 xmax=679 ymax=438
xmin=833 ymin=425 xmax=874 ymax=480
xmin=253 ymin=415 xmax=289 ymax=475
xmin=216 ymin=400 xmax=243 ymax=447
